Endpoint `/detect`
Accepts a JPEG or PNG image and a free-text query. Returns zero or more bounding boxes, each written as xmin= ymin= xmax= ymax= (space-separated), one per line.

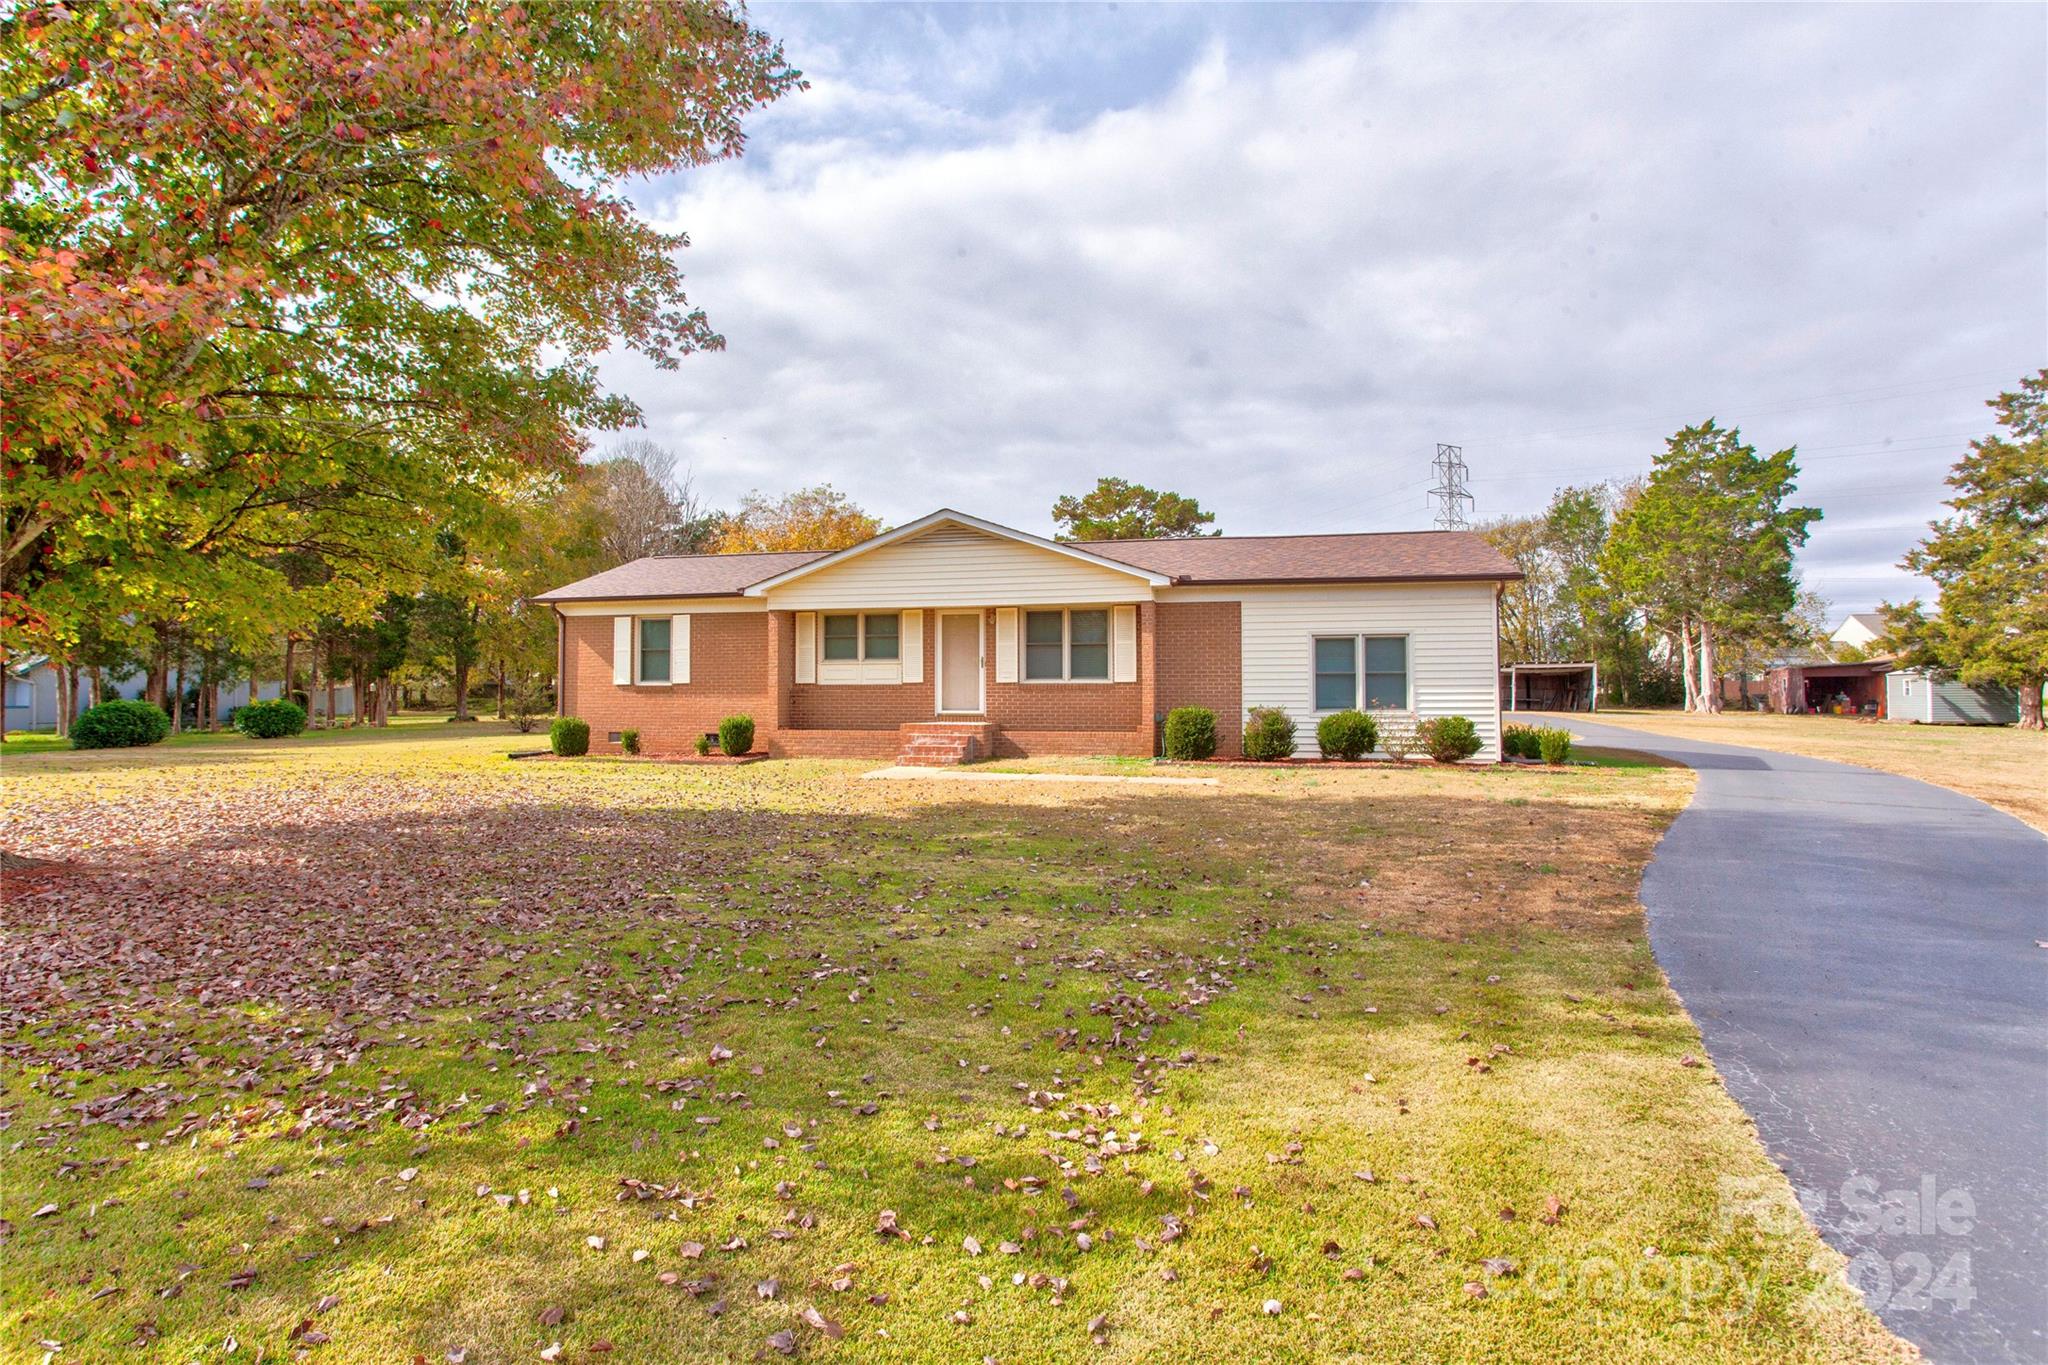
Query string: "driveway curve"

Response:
xmin=1562 ymin=717 xmax=2047 ymax=1364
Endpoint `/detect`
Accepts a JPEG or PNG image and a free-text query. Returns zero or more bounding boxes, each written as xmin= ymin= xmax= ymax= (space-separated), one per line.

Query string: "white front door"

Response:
xmin=939 ymin=612 xmax=983 ymax=713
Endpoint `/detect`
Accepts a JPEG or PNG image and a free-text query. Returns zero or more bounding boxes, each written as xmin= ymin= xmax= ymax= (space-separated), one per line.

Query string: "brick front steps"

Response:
xmin=896 ymin=720 xmax=998 ymax=766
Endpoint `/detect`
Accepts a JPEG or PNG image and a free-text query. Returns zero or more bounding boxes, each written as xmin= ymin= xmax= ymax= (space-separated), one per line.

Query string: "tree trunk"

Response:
xmin=281 ymin=635 xmax=296 ymax=708
xmin=325 ymin=663 xmax=337 ymax=729
xmin=54 ymin=663 xmax=71 ymax=739
xmin=1697 ymin=620 xmax=1721 ymax=714
xmin=170 ymin=658 xmax=183 ymax=734
xmin=2020 ymin=675 xmax=2043 ymax=731
xmin=89 ymin=668 xmax=104 ymax=708
xmin=453 ymin=658 xmax=472 ymax=720
xmin=1677 ymin=620 xmax=1699 ymax=712
xmin=495 ymin=661 xmax=506 ymax=719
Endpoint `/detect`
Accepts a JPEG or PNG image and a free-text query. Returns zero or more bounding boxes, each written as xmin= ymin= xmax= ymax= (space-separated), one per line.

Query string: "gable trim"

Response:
xmin=739 ymin=509 xmax=1171 ymax=597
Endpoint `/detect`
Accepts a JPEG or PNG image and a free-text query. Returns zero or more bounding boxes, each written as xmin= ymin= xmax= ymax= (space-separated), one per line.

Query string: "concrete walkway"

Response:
xmin=1564 ymin=717 xmax=2047 ymax=1363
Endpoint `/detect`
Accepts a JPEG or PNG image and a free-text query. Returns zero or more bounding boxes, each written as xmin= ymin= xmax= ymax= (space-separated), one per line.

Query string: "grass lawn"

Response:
xmin=1585 ymin=707 xmax=2048 ymax=833
xmin=0 ymin=710 xmax=509 ymax=760
xmin=0 ymin=729 xmax=1904 ymax=1363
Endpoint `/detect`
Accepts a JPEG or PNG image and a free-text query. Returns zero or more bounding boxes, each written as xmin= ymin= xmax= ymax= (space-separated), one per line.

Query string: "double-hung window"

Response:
xmin=1310 ymin=634 xmax=1408 ymax=709
xmin=638 ymin=618 xmax=672 ymax=683
xmin=821 ymin=612 xmax=899 ymax=665
xmin=1313 ymin=637 xmax=1357 ymax=710
xmin=1363 ymin=636 xmax=1408 ymax=708
xmin=1024 ymin=609 xmax=1110 ymax=681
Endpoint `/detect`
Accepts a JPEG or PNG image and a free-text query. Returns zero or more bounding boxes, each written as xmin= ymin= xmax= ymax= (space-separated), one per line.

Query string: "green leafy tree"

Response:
xmin=712 ymin=485 xmax=879 ymax=553
xmin=2 ymin=0 xmax=799 ymax=659
xmin=1880 ymin=372 xmax=2048 ymax=729
xmin=1052 ymin=478 xmax=1219 ymax=541
xmin=1602 ymin=422 xmax=1818 ymax=712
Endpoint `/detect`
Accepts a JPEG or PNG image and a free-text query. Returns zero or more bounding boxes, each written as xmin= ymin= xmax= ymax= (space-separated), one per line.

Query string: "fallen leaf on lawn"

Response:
xmin=538 ymin=1306 xmax=565 ymax=1328
xmin=800 ymin=1305 xmax=843 ymax=1340
xmin=1413 ymin=1213 xmax=1437 ymax=1231
xmin=679 ymin=1241 xmax=705 ymax=1260
xmin=875 ymin=1210 xmax=908 ymax=1240
xmin=766 ymin=1330 xmax=796 ymax=1356
xmin=1463 ymin=1281 xmax=1488 ymax=1299
xmin=962 ymin=1236 xmax=982 ymax=1256
xmin=1262 ymin=1299 xmax=1283 ymax=1316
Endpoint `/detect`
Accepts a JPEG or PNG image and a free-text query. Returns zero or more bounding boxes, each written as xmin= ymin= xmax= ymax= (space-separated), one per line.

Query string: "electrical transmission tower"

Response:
xmin=1428 ymin=443 xmax=1474 ymax=530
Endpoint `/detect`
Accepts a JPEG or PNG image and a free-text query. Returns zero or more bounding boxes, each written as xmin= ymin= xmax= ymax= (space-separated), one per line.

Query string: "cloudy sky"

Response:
xmin=600 ymin=2 xmax=2046 ymax=614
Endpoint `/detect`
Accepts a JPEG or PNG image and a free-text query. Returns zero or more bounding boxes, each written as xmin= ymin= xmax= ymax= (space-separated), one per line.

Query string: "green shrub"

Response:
xmin=549 ymin=716 xmax=590 ymax=757
xmin=620 ymin=728 xmax=642 ymax=755
xmin=1502 ymin=723 xmax=1540 ymax=760
xmin=1315 ymin=709 xmax=1377 ymax=761
xmin=1162 ymin=706 xmax=1217 ymax=761
xmin=694 ymin=733 xmax=713 ymax=757
xmin=718 ymin=714 xmax=755 ymax=757
xmin=1537 ymin=726 xmax=1574 ymax=765
xmin=1241 ymin=706 xmax=1297 ymax=761
xmin=1418 ymin=714 xmax=1481 ymax=764
xmin=70 ymin=699 xmax=170 ymax=750
xmin=232 ymin=698 xmax=308 ymax=739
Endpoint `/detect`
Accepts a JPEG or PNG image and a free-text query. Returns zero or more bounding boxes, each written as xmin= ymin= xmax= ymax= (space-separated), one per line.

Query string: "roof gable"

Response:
xmin=741 ymin=510 xmax=1169 ymax=596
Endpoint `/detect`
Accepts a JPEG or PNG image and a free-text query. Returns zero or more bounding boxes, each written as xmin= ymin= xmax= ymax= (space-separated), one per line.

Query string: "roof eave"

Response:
xmin=1163 ymin=572 xmax=1524 ymax=587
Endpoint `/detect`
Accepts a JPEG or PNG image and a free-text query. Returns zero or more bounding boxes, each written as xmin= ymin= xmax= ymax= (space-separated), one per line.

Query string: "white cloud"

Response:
xmin=600 ymin=3 xmax=2044 ymax=612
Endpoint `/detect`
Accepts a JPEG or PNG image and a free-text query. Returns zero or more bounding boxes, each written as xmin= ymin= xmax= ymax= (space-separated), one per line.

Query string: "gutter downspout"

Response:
xmin=553 ymin=607 xmax=567 ymax=718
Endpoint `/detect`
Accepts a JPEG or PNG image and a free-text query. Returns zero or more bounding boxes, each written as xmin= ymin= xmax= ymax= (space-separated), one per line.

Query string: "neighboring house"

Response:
xmin=3 ymin=659 xmax=147 ymax=732
xmin=534 ymin=509 xmax=1520 ymax=762
xmin=1884 ymin=668 xmax=2020 ymax=725
xmin=3 ymin=657 xmax=302 ymax=733
xmin=1830 ymin=612 xmax=1888 ymax=651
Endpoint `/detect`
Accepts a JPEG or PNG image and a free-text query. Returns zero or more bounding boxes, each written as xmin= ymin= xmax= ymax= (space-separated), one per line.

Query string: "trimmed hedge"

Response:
xmin=1537 ymin=726 xmax=1574 ymax=765
xmin=71 ymin=699 xmax=170 ymax=750
xmin=1162 ymin=706 xmax=1217 ymax=761
xmin=549 ymin=716 xmax=591 ymax=757
xmin=1241 ymin=706 xmax=1297 ymax=762
xmin=1315 ymin=709 xmax=1377 ymax=761
xmin=1418 ymin=714 xmax=1481 ymax=764
xmin=620 ymin=728 xmax=642 ymax=755
xmin=718 ymin=714 xmax=755 ymax=757
xmin=233 ymin=698 xmax=308 ymax=739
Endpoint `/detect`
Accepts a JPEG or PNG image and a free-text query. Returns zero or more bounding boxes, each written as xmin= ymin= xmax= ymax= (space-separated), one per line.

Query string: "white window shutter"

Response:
xmin=994 ymin=608 xmax=1018 ymax=683
xmin=794 ymin=612 xmax=816 ymax=684
xmin=900 ymin=610 xmax=922 ymax=684
xmin=1112 ymin=605 xmax=1137 ymax=683
xmin=613 ymin=616 xmax=632 ymax=686
xmin=671 ymin=613 xmax=690 ymax=685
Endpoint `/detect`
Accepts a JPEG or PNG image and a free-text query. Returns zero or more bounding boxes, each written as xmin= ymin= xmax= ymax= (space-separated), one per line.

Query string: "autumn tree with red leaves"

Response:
xmin=0 ymin=0 xmax=799 ymax=662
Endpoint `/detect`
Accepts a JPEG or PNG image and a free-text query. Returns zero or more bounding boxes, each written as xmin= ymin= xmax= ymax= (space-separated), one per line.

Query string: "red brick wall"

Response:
xmin=1155 ymin=600 xmax=1243 ymax=757
xmin=560 ymin=613 xmax=774 ymax=754
xmin=557 ymin=600 xmax=1214 ymax=760
xmin=790 ymin=611 xmax=937 ymax=730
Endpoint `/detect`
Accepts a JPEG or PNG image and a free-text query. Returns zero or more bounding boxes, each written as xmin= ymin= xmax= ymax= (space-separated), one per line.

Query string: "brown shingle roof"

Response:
xmin=532 ymin=526 xmax=1518 ymax=602
xmin=1084 ymin=531 xmax=1520 ymax=585
xmin=531 ymin=550 xmax=830 ymax=602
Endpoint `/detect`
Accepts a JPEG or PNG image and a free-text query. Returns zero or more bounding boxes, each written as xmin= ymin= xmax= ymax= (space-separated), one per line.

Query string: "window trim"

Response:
xmin=636 ymin=616 xmax=673 ymax=686
xmin=812 ymin=611 xmax=906 ymax=685
xmin=1311 ymin=635 xmax=1359 ymax=713
xmin=1306 ymin=632 xmax=1411 ymax=713
xmin=1021 ymin=607 xmax=1115 ymax=684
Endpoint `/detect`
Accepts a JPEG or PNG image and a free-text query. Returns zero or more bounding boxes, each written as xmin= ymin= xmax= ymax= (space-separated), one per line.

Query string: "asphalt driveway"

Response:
xmin=1562 ymin=717 xmax=2047 ymax=1364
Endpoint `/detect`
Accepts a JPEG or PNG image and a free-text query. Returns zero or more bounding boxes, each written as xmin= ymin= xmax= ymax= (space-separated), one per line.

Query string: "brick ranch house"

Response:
xmin=535 ymin=509 xmax=1520 ymax=763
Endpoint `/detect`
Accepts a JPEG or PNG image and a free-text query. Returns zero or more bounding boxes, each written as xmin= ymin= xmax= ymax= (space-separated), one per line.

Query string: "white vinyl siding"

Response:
xmin=1167 ymin=582 xmax=1501 ymax=760
xmin=760 ymin=524 xmax=1151 ymax=610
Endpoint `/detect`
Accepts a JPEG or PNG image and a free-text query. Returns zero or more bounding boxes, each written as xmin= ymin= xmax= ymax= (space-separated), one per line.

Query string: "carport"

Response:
xmin=1500 ymin=661 xmax=1598 ymax=712
xmin=1766 ymin=660 xmax=1890 ymax=717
